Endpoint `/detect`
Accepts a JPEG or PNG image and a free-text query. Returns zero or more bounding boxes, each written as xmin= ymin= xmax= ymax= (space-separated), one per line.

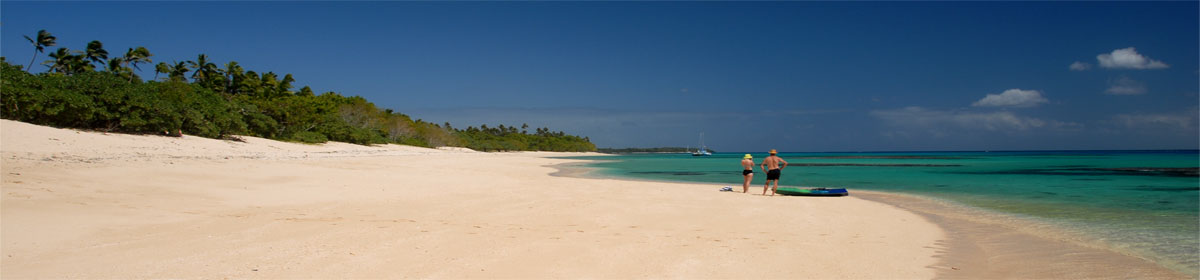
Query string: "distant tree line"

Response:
xmin=1 ymin=29 xmax=595 ymax=152
xmin=454 ymin=123 xmax=595 ymax=152
xmin=597 ymin=147 xmax=715 ymax=154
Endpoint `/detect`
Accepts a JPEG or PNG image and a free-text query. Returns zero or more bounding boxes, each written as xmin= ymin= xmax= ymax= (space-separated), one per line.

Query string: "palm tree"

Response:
xmin=85 ymin=40 xmax=108 ymax=68
xmin=240 ymin=71 xmax=261 ymax=95
xmin=106 ymin=57 xmax=123 ymax=72
xmin=44 ymin=48 xmax=92 ymax=75
xmin=73 ymin=53 xmax=94 ymax=73
xmin=44 ymin=48 xmax=72 ymax=74
xmin=259 ymin=72 xmax=279 ymax=97
xmin=107 ymin=58 xmax=135 ymax=81
xmin=278 ymin=73 xmax=295 ymax=96
xmin=188 ymin=54 xmax=218 ymax=86
xmin=154 ymin=62 xmax=169 ymax=81
xmin=167 ymin=61 xmax=190 ymax=82
xmin=23 ymin=29 xmax=56 ymax=72
xmin=297 ymin=86 xmax=315 ymax=97
xmin=224 ymin=61 xmax=243 ymax=94
xmin=122 ymin=47 xmax=152 ymax=82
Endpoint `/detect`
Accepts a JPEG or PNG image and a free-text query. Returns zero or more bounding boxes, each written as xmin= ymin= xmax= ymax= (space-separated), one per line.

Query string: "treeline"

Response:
xmin=455 ymin=124 xmax=595 ymax=152
xmin=0 ymin=30 xmax=595 ymax=152
xmin=597 ymin=147 xmax=714 ymax=154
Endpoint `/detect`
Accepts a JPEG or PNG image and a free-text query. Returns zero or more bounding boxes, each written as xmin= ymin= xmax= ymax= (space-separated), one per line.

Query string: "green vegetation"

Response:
xmin=597 ymin=147 xmax=714 ymax=154
xmin=456 ymin=124 xmax=595 ymax=152
xmin=1 ymin=30 xmax=595 ymax=152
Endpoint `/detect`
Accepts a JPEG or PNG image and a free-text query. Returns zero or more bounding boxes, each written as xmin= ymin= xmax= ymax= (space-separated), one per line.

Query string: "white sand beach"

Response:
xmin=1 ymin=119 xmax=944 ymax=278
xmin=3 ymin=119 xmax=1189 ymax=279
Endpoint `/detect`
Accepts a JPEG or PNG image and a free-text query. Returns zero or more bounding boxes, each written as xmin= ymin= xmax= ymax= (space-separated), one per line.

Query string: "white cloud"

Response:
xmin=1112 ymin=109 xmax=1198 ymax=130
xmin=1105 ymin=76 xmax=1147 ymax=95
xmin=1069 ymin=61 xmax=1092 ymax=71
xmin=1097 ymin=47 xmax=1169 ymax=69
xmin=972 ymin=89 xmax=1049 ymax=108
xmin=871 ymin=107 xmax=1050 ymax=131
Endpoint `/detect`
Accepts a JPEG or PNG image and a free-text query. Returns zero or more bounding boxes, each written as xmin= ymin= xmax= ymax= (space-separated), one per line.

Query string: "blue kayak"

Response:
xmin=775 ymin=187 xmax=849 ymax=196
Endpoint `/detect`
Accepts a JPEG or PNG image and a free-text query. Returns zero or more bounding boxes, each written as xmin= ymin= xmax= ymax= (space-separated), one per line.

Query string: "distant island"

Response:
xmin=598 ymin=147 xmax=716 ymax=154
xmin=1 ymin=29 xmax=595 ymax=152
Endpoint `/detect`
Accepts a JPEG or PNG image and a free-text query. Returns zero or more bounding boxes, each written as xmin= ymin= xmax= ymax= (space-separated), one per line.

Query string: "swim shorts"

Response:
xmin=767 ymin=169 xmax=781 ymax=180
xmin=742 ymin=170 xmax=753 ymax=175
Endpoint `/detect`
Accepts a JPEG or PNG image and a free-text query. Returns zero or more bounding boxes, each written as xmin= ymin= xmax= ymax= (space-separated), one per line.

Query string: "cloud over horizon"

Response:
xmin=972 ymin=89 xmax=1049 ymax=108
xmin=1105 ymin=76 xmax=1148 ymax=95
xmin=1097 ymin=47 xmax=1170 ymax=70
xmin=871 ymin=107 xmax=1053 ymax=132
xmin=1069 ymin=61 xmax=1092 ymax=71
xmin=1111 ymin=108 xmax=1199 ymax=130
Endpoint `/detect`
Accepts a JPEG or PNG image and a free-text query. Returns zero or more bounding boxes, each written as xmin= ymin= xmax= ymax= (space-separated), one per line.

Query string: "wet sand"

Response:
xmin=551 ymin=162 xmax=1193 ymax=279
xmin=853 ymin=192 xmax=1189 ymax=279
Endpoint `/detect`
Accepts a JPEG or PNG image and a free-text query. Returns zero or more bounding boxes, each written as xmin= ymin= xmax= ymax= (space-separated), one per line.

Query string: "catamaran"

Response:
xmin=691 ymin=133 xmax=712 ymax=156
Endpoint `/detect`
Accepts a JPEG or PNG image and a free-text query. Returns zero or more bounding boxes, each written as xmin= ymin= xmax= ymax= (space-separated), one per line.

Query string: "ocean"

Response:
xmin=566 ymin=150 xmax=1199 ymax=275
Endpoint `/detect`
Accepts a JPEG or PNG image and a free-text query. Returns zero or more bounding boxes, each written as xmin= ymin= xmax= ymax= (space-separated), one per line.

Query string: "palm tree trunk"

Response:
xmin=27 ymin=50 xmax=38 ymax=72
xmin=127 ymin=63 xmax=135 ymax=83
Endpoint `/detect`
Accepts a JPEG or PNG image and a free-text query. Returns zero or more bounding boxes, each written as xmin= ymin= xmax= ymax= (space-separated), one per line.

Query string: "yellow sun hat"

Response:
xmin=769 ymin=149 xmax=777 ymax=155
xmin=743 ymin=154 xmax=752 ymax=159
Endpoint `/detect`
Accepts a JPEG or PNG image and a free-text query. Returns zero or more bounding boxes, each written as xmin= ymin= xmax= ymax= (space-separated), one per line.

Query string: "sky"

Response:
xmin=2 ymin=1 xmax=1197 ymax=152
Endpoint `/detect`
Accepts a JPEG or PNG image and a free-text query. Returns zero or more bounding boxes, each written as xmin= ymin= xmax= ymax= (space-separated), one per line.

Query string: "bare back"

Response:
xmin=762 ymin=155 xmax=787 ymax=170
xmin=741 ymin=159 xmax=754 ymax=170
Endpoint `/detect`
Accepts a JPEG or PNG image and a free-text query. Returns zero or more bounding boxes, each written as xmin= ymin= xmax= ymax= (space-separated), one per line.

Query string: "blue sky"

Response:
xmin=2 ymin=1 xmax=1197 ymax=152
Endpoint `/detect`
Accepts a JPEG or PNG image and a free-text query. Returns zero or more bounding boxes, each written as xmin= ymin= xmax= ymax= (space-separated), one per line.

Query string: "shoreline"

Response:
xmin=855 ymin=191 xmax=1190 ymax=279
xmin=1 ymin=120 xmax=944 ymax=278
xmin=1 ymin=119 xmax=1189 ymax=279
xmin=549 ymin=160 xmax=1193 ymax=279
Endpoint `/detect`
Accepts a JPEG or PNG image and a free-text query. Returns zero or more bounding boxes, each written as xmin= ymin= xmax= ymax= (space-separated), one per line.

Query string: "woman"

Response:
xmin=740 ymin=154 xmax=755 ymax=193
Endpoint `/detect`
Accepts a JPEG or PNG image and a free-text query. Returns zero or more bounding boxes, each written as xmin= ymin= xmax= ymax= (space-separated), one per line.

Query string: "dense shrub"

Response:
xmin=1 ymin=56 xmax=595 ymax=152
xmin=290 ymin=131 xmax=328 ymax=143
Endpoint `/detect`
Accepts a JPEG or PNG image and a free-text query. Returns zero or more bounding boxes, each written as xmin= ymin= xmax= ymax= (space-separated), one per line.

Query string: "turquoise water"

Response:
xmin=569 ymin=151 xmax=1199 ymax=275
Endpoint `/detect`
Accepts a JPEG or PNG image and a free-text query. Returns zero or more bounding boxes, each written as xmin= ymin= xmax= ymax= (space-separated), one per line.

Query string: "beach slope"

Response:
xmin=1 ymin=120 xmax=943 ymax=278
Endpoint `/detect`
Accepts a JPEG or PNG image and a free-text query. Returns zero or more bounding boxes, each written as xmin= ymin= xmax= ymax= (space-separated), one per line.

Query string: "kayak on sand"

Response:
xmin=774 ymin=187 xmax=849 ymax=197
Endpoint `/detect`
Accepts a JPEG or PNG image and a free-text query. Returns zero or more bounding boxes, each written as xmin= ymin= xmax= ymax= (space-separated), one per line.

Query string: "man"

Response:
xmin=760 ymin=149 xmax=788 ymax=196
xmin=740 ymin=154 xmax=755 ymax=193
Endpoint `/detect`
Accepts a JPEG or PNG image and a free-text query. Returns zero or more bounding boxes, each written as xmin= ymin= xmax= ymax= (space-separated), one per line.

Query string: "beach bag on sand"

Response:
xmin=719 ymin=186 xmax=733 ymax=192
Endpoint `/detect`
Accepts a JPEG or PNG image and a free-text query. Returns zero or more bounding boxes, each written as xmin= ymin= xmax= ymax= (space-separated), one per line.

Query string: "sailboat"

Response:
xmin=691 ymin=133 xmax=712 ymax=156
